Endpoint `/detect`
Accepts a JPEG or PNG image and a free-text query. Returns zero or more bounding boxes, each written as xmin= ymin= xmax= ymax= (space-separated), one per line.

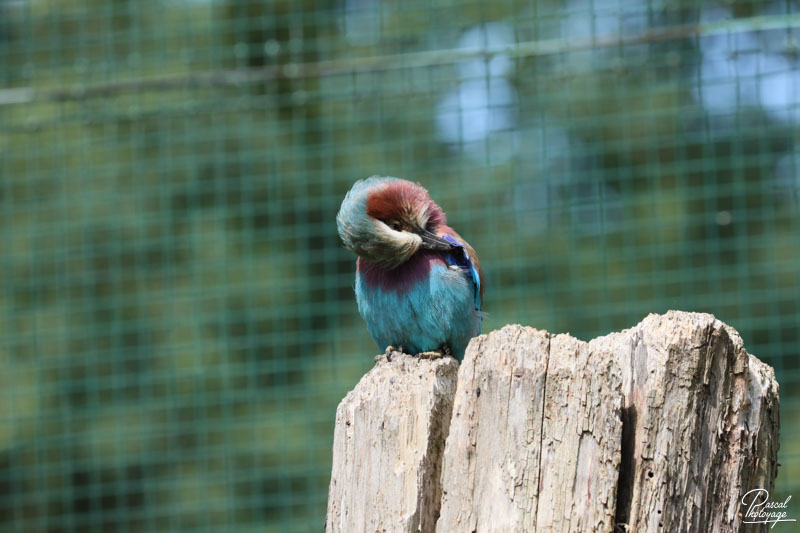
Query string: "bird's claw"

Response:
xmin=384 ymin=345 xmax=407 ymax=362
xmin=418 ymin=350 xmax=443 ymax=360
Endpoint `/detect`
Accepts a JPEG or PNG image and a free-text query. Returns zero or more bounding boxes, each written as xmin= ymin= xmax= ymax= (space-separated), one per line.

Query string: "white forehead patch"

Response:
xmin=400 ymin=203 xmax=429 ymax=229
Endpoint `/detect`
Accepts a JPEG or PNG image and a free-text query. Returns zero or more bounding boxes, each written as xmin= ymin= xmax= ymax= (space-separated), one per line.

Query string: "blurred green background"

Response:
xmin=0 ymin=0 xmax=798 ymax=531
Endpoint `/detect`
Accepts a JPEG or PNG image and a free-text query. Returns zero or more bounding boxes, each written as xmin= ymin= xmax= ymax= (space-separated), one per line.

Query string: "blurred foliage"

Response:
xmin=0 ymin=0 xmax=799 ymax=531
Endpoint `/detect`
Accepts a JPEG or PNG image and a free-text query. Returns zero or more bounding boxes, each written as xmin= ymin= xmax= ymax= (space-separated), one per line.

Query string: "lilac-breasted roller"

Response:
xmin=337 ymin=176 xmax=483 ymax=360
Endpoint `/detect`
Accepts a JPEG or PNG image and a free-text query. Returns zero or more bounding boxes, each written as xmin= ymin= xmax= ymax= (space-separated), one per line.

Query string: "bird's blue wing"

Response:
xmin=441 ymin=235 xmax=482 ymax=331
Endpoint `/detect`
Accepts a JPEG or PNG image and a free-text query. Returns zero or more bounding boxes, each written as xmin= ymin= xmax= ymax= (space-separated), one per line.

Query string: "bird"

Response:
xmin=337 ymin=176 xmax=483 ymax=361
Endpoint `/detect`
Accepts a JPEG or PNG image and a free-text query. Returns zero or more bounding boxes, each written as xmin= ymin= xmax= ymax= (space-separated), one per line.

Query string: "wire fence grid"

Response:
xmin=1 ymin=0 xmax=799 ymax=531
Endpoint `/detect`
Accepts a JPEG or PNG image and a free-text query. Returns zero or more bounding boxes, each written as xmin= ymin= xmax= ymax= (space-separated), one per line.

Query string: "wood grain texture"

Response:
xmin=437 ymin=312 xmax=779 ymax=533
xmin=325 ymin=352 xmax=458 ymax=533
xmin=597 ymin=311 xmax=781 ymax=533
xmin=436 ymin=325 xmax=624 ymax=532
xmin=327 ymin=312 xmax=780 ymax=533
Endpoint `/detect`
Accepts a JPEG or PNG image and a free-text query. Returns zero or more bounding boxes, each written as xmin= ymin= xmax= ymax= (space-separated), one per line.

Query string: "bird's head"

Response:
xmin=337 ymin=176 xmax=455 ymax=269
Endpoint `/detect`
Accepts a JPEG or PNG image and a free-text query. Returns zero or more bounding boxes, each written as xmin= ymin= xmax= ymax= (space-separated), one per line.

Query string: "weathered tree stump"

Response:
xmin=437 ymin=326 xmax=624 ymax=532
xmin=325 ymin=353 xmax=458 ymax=532
xmin=326 ymin=311 xmax=780 ymax=533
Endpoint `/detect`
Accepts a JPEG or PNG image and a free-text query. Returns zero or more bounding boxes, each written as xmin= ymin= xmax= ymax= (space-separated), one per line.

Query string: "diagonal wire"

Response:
xmin=0 ymin=13 xmax=799 ymax=106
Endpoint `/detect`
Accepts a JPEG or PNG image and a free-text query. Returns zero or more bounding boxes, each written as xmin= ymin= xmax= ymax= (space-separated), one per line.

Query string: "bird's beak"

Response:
xmin=416 ymin=227 xmax=458 ymax=251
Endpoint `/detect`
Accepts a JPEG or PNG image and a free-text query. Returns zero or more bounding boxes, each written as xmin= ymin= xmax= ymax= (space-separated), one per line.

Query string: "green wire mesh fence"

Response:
xmin=0 ymin=0 xmax=798 ymax=531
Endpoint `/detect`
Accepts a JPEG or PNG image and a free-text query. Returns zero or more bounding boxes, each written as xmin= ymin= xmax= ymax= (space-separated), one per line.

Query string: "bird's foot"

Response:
xmin=420 ymin=344 xmax=454 ymax=359
xmin=419 ymin=345 xmax=454 ymax=360
xmin=383 ymin=345 xmax=407 ymax=362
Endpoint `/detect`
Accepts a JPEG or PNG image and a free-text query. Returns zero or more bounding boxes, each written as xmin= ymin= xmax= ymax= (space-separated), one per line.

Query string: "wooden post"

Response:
xmin=327 ymin=312 xmax=780 ymax=533
xmin=325 ymin=352 xmax=458 ymax=532
xmin=597 ymin=312 xmax=781 ymax=532
xmin=437 ymin=326 xmax=624 ymax=531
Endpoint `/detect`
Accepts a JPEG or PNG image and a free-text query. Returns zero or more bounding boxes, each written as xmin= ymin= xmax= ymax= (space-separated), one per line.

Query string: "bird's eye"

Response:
xmin=388 ymin=221 xmax=401 ymax=231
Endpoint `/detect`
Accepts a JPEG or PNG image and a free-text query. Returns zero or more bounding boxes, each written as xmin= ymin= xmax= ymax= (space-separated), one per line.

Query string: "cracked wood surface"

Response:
xmin=325 ymin=352 xmax=457 ymax=533
xmin=326 ymin=311 xmax=779 ymax=533
xmin=594 ymin=311 xmax=781 ymax=533
xmin=437 ymin=326 xmax=624 ymax=532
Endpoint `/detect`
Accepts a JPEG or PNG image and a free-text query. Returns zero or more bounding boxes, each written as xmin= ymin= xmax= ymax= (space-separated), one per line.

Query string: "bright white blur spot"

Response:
xmin=456 ymin=22 xmax=516 ymax=80
xmin=435 ymin=78 xmax=517 ymax=144
xmin=435 ymin=23 xmax=518 ymax=162
xmin=694 ymin=4 xmax=800 ymax=122
xmin=561 ymin=0 xmax=651 ymax=39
